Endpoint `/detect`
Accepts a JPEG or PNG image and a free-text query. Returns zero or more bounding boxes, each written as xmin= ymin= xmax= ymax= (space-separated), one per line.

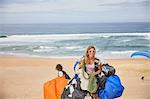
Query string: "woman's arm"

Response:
xmin=93 ymin=64 xmax=102 ymax=75
xmin=93 ymin=69 xmax=101 ymax=75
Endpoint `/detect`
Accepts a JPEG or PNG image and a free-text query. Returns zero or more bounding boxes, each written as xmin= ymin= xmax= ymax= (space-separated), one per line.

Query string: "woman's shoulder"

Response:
xmin=94 ymin=57 xmax=101 ymax=62
xmin=95 ymin=57 xmax=106 ymax=64
xmin=95 ymin=57 xmax=100 ymax=61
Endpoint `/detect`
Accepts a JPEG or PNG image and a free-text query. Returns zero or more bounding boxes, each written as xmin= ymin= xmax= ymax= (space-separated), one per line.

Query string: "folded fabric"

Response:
xmin=43 ymin=76 xmax=68 ymax=99
xmin=98 ymin=75 xmax=124 ymax=99
xmin=88 ymin=74 xmax=98 ymax=93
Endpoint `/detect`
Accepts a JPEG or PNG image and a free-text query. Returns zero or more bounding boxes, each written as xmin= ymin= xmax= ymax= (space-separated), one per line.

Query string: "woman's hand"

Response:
xmin=92 ymin=69 xmax=101 ymax=75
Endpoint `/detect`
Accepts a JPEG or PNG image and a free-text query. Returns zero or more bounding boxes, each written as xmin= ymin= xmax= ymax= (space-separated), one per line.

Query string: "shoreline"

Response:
xmin=0 ymin=54 xmax=148 ymax=59
xmin=0 ymin=53 xmax=146 ymax=60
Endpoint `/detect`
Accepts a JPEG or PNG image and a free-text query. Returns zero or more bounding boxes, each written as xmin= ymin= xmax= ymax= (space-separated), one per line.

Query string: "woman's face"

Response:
xmin=88 ymin=48 xmax=95 ymax=59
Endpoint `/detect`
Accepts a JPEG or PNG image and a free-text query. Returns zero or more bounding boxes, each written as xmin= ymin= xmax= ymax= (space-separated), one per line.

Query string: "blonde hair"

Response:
xmin=84 ymin=45 xmax=96 ymax=64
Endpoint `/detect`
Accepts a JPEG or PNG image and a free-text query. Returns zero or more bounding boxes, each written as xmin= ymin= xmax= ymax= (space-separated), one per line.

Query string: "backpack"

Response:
xmin=98 ymin=75 xmax=124 ymax=99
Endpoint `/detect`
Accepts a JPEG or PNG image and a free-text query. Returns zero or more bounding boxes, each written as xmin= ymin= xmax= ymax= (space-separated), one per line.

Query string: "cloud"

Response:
xmin=0 ymin=0 xmax=101 ymax=13
xmin=98 ymin=0 xmax=150 ymax=7
xmin=0 ymin=0 xmax=149 ymax=13
xmin=0 ymin=0 xmax=149 ymax=23
xmin=0 ymin=0 xmax=44 ymax=4
xmin=142 ymin=0 xmax=150 ymax=6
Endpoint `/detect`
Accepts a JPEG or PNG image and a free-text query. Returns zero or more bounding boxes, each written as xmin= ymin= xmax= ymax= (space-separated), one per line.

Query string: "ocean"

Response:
xmin=0 ymin=22 xmax=150 ymax=59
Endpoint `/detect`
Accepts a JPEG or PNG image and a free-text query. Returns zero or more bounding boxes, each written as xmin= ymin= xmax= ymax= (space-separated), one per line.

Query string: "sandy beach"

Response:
xmin=0 ymin=55 xmax=150 ymax=99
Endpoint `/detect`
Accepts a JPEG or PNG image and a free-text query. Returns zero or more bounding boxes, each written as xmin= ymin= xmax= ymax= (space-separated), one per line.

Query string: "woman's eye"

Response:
xmin=89 ymin=51 xmax=95 ymax=53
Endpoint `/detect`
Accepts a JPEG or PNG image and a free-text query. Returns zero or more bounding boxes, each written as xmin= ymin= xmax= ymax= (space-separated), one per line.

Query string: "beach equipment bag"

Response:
xmin=98 ymin=75 xmax=124 ymax=99
xmin=61 ymin=78 xmax=87 ymax=99
xmin=43 ymin=76 xmax=68 ymax=99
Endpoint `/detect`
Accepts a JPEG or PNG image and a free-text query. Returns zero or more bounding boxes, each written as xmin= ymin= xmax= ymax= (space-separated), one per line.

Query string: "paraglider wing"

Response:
xmin=131 ymin=51 xmax=150 ymax=58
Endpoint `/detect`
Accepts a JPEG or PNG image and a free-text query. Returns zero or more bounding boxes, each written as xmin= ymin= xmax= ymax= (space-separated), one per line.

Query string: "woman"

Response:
xmin=78 ymin=45 xmax=103 ymax=99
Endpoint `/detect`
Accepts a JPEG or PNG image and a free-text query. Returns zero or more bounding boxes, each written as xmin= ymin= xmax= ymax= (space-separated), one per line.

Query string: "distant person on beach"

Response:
xmin=56 ymin=64 xmax=71 ymax=80
xmin=78 ymin=45 xmax=104 ymax=99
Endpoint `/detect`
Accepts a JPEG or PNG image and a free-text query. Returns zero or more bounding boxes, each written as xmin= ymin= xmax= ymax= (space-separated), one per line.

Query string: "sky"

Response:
xmin=0 ymin=0 xmax=149 ymax=24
